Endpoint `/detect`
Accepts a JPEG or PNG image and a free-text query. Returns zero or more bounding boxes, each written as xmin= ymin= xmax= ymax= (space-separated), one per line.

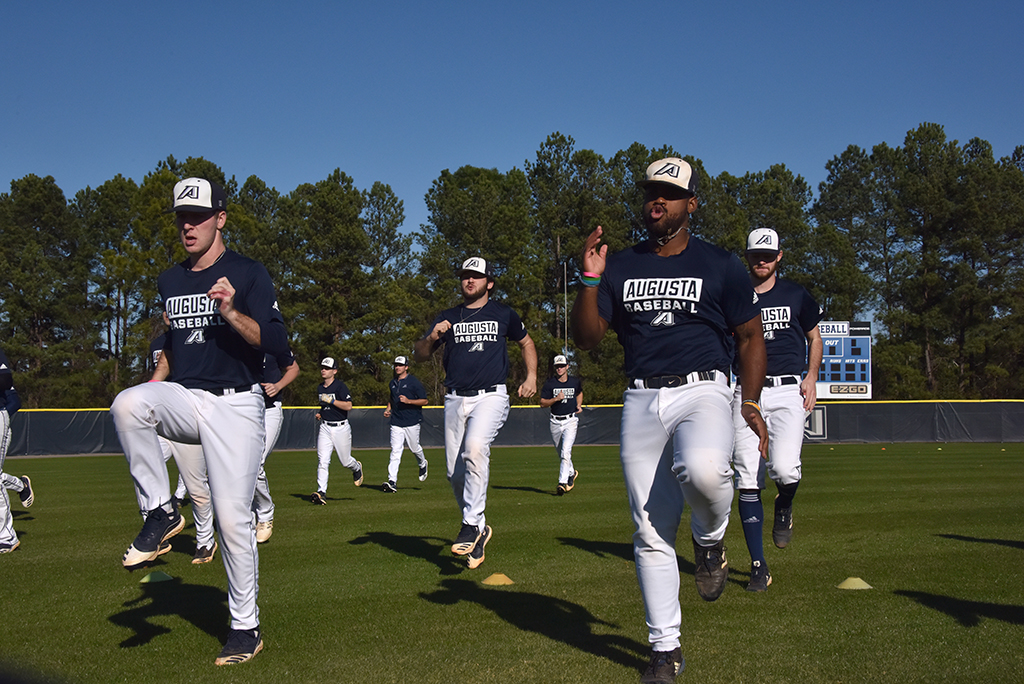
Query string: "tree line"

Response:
xmin=2 ymin=122 xmax=1022 ymax=409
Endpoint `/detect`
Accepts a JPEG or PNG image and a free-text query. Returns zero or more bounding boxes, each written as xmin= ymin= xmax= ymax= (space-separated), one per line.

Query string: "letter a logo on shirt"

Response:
xmin=185 ymin=329 xmax=206 ymax=345
xmin=469 ymin=342 xmax=484 ymax=352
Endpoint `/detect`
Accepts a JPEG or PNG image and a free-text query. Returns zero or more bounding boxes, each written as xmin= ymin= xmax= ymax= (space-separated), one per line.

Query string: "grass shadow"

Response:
xmin=421 ymin=578 xmax=648 ymax=671
xmin=893 ymin=590 xmax=1024 ymax=627
xmin=289 ymin=492 xmax=354 ymax=503
xmin=492 ymin=484 xmax=556 ymax=496
xmin=349 ymin=530 xmax=467 ymax=575
xmin=108 ymin=578 xmax=229 ymax=648
xmin=556 ymin=536 xmax=698 ymax=575
xmin=936 ymin=533 xmax=1024 ymax=551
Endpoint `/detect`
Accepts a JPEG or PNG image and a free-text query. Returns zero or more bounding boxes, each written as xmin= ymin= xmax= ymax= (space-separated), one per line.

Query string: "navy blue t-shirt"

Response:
xmin=263 ymin=349 xmax=296 ymax=408
xmin=389 ymin=374 xmax=427 ymax=427
xmin=159 ymin=249 xmax=287 ymax=391
xmin=318 ymin=378 xmax=351 ymax=422
xmin=428 ymin=300 xmax=527 ymax=391
xmin=597 ymin=237 xmax=760 ymax=379
xmin=0 ymin=346 xmax=13 ymax=394
xmin=736 ymin=278 xmax=823 ymax=377
xmin=541 ymin=376 xmax=583 ymax=417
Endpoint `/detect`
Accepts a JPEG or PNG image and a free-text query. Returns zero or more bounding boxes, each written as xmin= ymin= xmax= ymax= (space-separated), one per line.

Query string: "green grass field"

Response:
xmin=2 ymin=443 xmax=1023 ymax=683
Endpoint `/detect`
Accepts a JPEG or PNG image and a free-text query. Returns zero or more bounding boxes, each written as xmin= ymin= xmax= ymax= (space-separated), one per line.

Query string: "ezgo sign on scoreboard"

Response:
xmin=816 ymin=321 xmax=872 ymax=399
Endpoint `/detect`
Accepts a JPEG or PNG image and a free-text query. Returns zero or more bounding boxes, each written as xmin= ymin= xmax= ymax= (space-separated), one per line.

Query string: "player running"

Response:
xmin=311 ymin=357 xmax=363 ymax=504
xmin=571 ymin=157 xmax=768 ymax=683
xmin=414 ymin=257 xmax=537 ymax=570
xmin=381 ymin=355 xmax=429 ymax=492
xmin=731 ymin=228 xmax=823 ymax=591
xmin=539 ymin=354 xmax=583 ymax=495
xmin=110 ymin=177 xmax=290 ymax=665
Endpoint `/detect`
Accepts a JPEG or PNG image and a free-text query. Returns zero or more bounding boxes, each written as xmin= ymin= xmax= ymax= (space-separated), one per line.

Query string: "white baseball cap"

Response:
xmin=636 ymin=158 xmax=698 ymax=196
xmin=747 ymin=228 xmax=780 ymax=254
xmin=553 ymin=355 xmax=568 ymax=366
xmin=320 ymin=357 xmax=337 ymax=369
xmin=459 ymin=256 xmax=494 ymax=278
xmin=171 ymin=178 xmax=227 ymax=213
xmin=394 ymin=355 xmax=408 ymax=366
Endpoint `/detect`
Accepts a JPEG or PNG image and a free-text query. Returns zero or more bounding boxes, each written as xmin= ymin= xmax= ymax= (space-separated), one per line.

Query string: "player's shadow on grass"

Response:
xmin=894 ymin=590 xmax=1024 ymax=628
xmin=557 ymin=537 xmax=697 ymax=576
xmin=492 ymin=484 xmax=556 ymax=496
xmin=936 ymin=533 xmax=1024 ymax=551
xmin=349 ymin=531 xmax=467 ymax=575
xmin=421 ymin=579 xmax=648 ymax=671
xmin=109 ymin=578 xmax=229 ymax=648
xmin=289 ymin=492 xmax=354 ymax=503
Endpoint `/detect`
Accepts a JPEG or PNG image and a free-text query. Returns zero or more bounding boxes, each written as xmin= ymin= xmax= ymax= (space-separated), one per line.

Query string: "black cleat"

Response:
xmin=418 ymin=460 xmax=429 ymax=482
xmin=382 ymin=480 xmax=397 ymax=493
xmin=693 ymin=537 xmax=728 ymax=601
xmin=451 ymin=523 xmax=481 ymax=556
xmin=192 ymin=541 xmax=218 ymax=565
xmin=19 ymin=476 xmax=33 ymax=507
xmin=746 ymin=559 xmax=772 ymax=592
xmin=773 ymin=498 xmax=793 ymax=548
xmin=467 ymin=525 xmax=492 ymax=569
xmin=640 ymin=647 xmax=684 ymax=683
xmin=311 ymin=491 xmax=327 ymax=505
xmin=215 ymin=627 xmax=263 ymax=666
xmin=352 ymin=462 xmax=364 ymax=487
xmin=123 ymin=505 xmax=185 ymax=568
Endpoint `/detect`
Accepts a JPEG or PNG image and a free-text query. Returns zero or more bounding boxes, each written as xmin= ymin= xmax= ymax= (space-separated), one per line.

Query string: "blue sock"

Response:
xmin=738 ymin=490 xmax=765 ymax=565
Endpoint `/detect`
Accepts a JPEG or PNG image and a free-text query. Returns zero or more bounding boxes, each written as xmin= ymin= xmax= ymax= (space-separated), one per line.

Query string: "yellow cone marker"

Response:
xmin=482 ymin=573 xmax=514 ymax=586
xmin=140 ymin=571 xmax=174 ymax=584
xmin=837 ymin=577 xmax=872 ymax=590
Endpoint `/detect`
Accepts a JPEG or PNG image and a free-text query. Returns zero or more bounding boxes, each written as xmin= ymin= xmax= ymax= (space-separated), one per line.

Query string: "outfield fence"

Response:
xmin=7 ymin=400 xmax=1024 ymax=457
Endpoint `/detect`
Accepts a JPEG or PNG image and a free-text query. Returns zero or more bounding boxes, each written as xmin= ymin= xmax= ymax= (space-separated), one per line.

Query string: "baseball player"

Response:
xmin=381 ymin=355 xmax=429 ymax=492
xmin=1 ymin=348 xmax=33 ymax=555
xmin=732 ymin=228 xmax=823 ymax=591
xmin=311 ymin=356 xmax=363 ymax=504
xmin=254 ymin=350 xmax=299 ymax=541
xmin=539 ymin=354 xmax=583 ymax=495
xmin=110 ymin=177 xmax=289 ymax=665
xmin=413 ymin=256 xmax=538 ymax=570
xmin=571 ymin=158 xmax=768 ymax=683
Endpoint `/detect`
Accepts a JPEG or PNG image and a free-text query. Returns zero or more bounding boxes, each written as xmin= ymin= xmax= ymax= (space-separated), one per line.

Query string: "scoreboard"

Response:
xmin=815 ymin=321 xmax=872 ymax=399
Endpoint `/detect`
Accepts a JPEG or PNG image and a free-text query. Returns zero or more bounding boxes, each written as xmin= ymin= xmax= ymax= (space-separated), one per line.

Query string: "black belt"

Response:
xmin=631 ymin=370 xmax=725 ymax=389
xmin=323 ymin=420 xmax=347 ymax=427
xmin=764 ymin=376 xmax=799 ymax=388
xmin=207 ymin=384 xmax=255 ymax=396
xmin=447 ymin=385 xmax=498 ymax=397
xmin=552 ymin=414 xmax=573 ymax=421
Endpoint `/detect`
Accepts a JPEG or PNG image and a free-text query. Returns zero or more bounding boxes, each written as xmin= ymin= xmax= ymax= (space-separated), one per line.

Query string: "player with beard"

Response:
xmin=414 ymin=257 xmax=537 ymax=570
xmin=571 ymin=158 xmax=768 ymax=683
xmin=731 ymin=227 xmax=823 ymax=592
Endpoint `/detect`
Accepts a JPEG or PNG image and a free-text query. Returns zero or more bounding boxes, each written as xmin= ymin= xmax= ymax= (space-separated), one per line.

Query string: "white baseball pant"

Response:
xmin=387 ymin=424 xmax=427 ymax=484
xmin=253 ymin=402 xmax=283 ymax=521
xmin=732 ymin=380 xmax=805 ymax=490
xmin=0 ymin=410 xmax=18 ymax=546
xmin=154 ymin=437 xmax=215 ymax=549
xmin=549 ymin=414 xmax=578 ymax=483
xmin=316 ymin=420 xmax=358 ymax=492
xmin=620 ymin=376 xmax=734 ymax=652
xmin=111 ymin=381 xmax=265 ymax=631
xmin=444 ymin=385 xmax=509 ymax=529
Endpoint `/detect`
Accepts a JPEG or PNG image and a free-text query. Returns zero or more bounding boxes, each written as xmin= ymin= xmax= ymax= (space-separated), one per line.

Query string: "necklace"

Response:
xmin=460 ymin=302 xmax=487 ymax=323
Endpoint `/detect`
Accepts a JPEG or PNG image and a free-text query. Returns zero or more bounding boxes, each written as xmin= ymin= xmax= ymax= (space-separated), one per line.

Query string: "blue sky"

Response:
xmin=3 ymin=1 xmax=1021 ymax=233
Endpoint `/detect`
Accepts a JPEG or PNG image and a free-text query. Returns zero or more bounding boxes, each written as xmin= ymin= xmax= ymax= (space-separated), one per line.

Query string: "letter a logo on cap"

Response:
xmin=177 ymin=184 xmax=201 ymax=201
xmin=653 ymin=163 xmax=681 ymax=179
